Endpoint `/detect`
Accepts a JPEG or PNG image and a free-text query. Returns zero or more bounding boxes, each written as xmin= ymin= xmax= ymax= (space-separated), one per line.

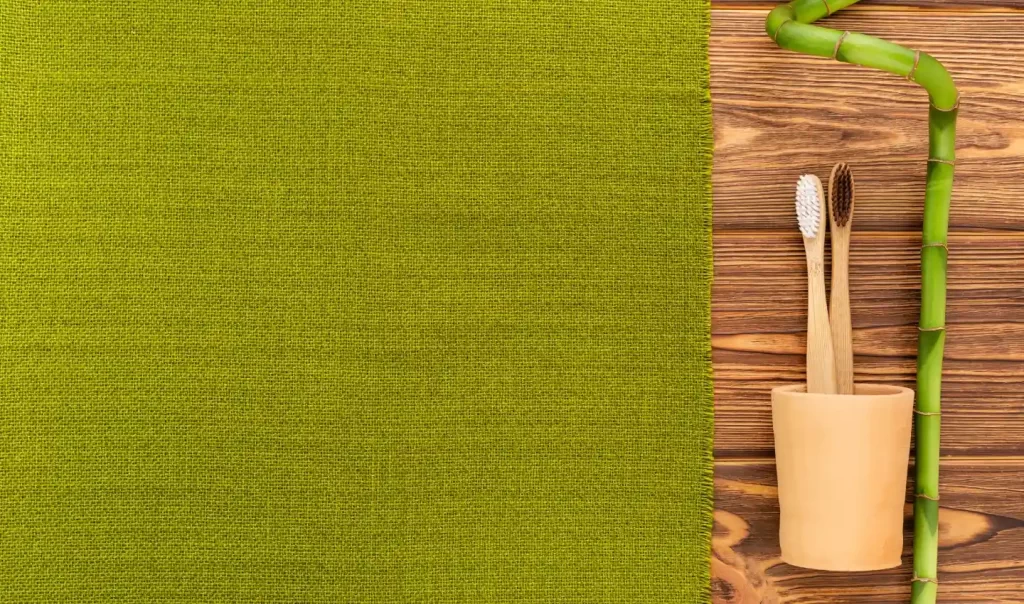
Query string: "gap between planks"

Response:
xmin=710 ymin=3 xmax=1024 ymax=13
xmin=713 ymin=229 xmax=1024 ymax=237
xmin=717 ymin=455 xmax=1024 ymax=465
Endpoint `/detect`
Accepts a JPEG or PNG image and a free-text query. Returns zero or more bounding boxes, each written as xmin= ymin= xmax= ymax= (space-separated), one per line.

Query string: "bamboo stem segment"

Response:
xmin=765 ymin=3 xmax=957 ymax=602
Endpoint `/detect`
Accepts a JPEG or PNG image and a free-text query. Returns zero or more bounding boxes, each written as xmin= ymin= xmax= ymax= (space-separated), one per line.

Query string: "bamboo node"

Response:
xmin=918 ymin=326 xmax=945 ymax=332
xmin=928 ymin=157 xmax=954 ymax=167
xmin=914 ymin=409 xmax=940 ymax=416
xmin=772 ymin=20 xmax=793 ymax=43
xmin=821 ymin=0 xmax=833 ymax=15
xmin=907 ymin=50 xmax=921 ymax=81
xmin=931 ymin=93 xmax=961 ymax=112
xmin=921 ymin=241 xmax=948 ymax=251
xmin=912 ymin=575 xmax=938 ymax=584
xmin=916 ymin=492 xmax=940 ymax=501
xmin=832 ymin=31 xmax=850 ymax=60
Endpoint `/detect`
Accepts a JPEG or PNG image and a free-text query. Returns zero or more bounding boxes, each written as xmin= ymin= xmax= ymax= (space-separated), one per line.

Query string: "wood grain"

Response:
xmin=711 ymin=5 xmax=1024 ymax=601
xmin=712 ymin=10 xmax=1024 ymax=232
xmin=714 ymin=458 xmax=1024 ymax=603
xmin=711 ymin=8 xmax=1024 ymax=454
xmin=714 ymin=232 xmax=1024 ymax=335
xmin=714 ymin=1 xmax=1024 ymax=10
xmin=714 ymin=231 xmax=1024 ymax=455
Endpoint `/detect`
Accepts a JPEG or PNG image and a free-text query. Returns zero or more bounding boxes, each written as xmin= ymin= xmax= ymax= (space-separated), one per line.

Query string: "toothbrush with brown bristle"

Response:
xmin=828 ymin=164 xmax=855 ymax=395
xmin=796 ymin=174 xmax=838 ymax=394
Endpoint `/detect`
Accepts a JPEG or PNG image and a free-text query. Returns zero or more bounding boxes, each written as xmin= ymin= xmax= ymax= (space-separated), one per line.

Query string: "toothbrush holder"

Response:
xmin=771 ymin=383 xmax=915 ymax=571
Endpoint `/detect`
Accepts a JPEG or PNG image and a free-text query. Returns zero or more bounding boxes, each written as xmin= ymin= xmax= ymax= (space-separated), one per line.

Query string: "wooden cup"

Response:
xmin=771 ymin=383 xmax=915 ymax=571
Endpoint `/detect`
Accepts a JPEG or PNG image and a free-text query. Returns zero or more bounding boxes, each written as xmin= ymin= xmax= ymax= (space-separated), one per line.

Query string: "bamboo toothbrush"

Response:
xmin=796 ymin=174 xmax=837 ymax=394
xmin=828 ymin=164 xmax=855 ymax=395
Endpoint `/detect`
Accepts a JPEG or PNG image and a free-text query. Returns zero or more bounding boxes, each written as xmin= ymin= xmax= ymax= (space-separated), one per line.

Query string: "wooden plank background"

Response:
xmin=711 ymin=4 xmax=1024 ymax=602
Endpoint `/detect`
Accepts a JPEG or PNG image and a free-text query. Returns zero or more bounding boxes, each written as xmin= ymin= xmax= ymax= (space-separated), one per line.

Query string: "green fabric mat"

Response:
xmin=1 ymin=2 xmax=713 ymax=601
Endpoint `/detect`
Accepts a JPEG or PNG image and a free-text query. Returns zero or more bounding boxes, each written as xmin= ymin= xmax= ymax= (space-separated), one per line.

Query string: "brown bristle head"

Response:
xmin=831 ymin=163 xmax=853 ymax=227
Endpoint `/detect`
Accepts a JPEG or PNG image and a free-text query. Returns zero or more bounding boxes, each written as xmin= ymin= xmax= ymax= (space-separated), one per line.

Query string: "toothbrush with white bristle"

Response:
xmin=796 ymin=174 xmax=838 ymax=394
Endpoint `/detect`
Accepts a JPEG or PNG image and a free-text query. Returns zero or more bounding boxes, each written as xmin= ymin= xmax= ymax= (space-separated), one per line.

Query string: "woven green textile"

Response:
xmin=0 ymin=1 xmax=712 ymax=602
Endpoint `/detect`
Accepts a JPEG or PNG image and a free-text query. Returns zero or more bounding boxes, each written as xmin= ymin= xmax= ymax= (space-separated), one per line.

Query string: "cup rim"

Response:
xmin=771 ymin=383 xmax=913 ymax=399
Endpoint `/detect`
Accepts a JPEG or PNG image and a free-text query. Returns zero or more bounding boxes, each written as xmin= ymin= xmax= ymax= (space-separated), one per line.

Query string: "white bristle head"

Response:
xmin=795 ymin=174 xmax=822 ymax=239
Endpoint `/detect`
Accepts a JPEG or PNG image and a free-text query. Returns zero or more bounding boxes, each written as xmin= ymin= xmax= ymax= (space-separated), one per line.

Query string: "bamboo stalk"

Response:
xmin=765 ymin=3 xmax=957 ymax=602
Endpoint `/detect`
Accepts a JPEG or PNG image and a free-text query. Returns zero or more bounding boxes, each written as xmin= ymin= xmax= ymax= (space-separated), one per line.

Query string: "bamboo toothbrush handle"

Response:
xmin=830 ymin=231 xmax=854 ymax=394
xmin=806 ymin=252 xmax=838 ymax=394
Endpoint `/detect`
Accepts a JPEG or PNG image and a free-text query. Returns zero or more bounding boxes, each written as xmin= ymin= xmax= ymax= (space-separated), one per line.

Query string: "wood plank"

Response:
xmin=714 ymin=1 xmax=1024 ymax=9
xmin=713 ymin=231 xmax=1024 ymax=455
xmin=713 ymin=458 xmax=1024 ymax=603
xmin=714 ymin=231 xmax=1024 ymax=336
xmin=715 ymin=358 xmax=1024 ymax=456
xmin=711 ymin=10 xmax=1024 ymax=232
xmin=710 ymin=6 xmax=1024 ymax=603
